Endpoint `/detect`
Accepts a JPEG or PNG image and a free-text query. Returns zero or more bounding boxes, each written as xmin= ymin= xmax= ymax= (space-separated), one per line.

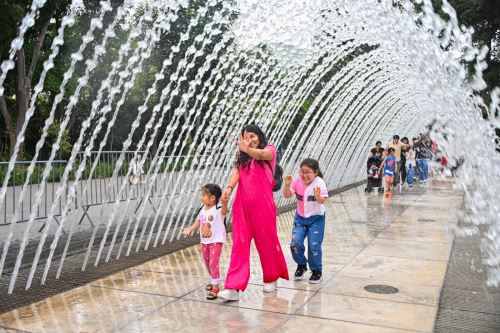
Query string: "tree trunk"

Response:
xmin=8 ymin=17 xmax=51 ymax=161
xmin=15 ymin=47 xmax=28 ymax=161
xmin=0 ymin=95 xmax=16 ymax=156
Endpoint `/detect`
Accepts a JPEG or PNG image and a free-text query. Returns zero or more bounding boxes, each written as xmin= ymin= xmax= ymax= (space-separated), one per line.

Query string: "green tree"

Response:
xmin=448 ymin=0 xmax=499 ymax=100
xmin=0 ymin=0 xmax=73 ymax=160
xmin=425 ymin=0 xmax=500 ymax=99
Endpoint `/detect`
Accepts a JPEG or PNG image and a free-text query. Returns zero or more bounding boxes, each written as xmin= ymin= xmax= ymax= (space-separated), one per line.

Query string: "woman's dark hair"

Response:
xmin=235 ymin=124 xmax=269 ymax=169
xmin=401 ymin=137 xmax=409 ymax=144
xmin=201 ymin=184 xmax=222 ymax=205
xmin=300 ymin=158 xmax=324 ymax=178
xmin=375 ymin=140 xmax=382 ymax=145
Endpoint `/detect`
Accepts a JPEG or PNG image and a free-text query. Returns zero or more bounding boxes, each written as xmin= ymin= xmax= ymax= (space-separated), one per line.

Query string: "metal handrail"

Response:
xmin=0 ymin=152 xmax=235 ymax=225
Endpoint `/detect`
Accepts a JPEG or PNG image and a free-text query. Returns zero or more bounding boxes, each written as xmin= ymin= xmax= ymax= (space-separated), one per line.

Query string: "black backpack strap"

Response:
xmin=265 ymin=160 xmax=273 ymax=173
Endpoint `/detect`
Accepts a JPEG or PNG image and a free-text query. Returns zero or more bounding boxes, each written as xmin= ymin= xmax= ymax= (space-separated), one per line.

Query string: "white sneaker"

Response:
xmin=263 ymin=281 xmax=277 ymax=293
xmin=218 ymin=289 xmax=239 ymax=301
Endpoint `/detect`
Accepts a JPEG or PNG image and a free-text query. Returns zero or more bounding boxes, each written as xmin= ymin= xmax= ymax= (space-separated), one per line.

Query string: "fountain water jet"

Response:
xmin=0 ymin=0 xmax=498 ymax=295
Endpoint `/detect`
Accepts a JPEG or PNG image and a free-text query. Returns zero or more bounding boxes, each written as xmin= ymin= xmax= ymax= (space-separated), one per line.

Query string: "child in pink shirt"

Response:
xmin=284 ymin=158 xmax=328 ymax=283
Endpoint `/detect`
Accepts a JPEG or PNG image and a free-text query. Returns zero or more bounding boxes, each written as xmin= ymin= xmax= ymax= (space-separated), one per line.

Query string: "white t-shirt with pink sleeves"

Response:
xmin=197 ymin=206 xmax=226 ymax=245
xmin=290 ymin=176 xmax=329 ymax=218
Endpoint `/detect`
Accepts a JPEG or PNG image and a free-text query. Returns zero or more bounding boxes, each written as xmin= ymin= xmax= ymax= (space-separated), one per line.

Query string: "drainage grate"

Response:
xmin=435 ymin=214 xmax=500 ymax=332
xmin=0 ymin=229 xmax=201 ymax=314
xmin=434 ymin=308 xmax=500 ymax=333
xmin=364 ymin=284 xmax=399 ymax=294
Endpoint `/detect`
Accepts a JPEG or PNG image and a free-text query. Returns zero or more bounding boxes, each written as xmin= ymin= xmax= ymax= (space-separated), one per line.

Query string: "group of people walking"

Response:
xmin=367 ymin=134 xmax=435 ymax=196
xmin=182 ymin=124 xmax=328 ymax=301
xmin=165 ymin=125 xmax=444 ymax=303
xmin=179 ymin=126 xmax=440 ymax=301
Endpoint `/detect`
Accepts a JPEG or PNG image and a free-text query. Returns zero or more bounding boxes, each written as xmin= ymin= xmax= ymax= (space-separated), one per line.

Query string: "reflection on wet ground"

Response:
xmin=0 ymin=180 xmax=463 ymax=333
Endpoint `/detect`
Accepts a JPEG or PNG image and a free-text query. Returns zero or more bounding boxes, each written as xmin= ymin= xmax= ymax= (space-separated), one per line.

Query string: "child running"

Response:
xmin=182 ymin=184 xmax=228 ymax=300
xmin=283 ymin=158 xmax=328 ymax=283
xmin=379 ymin=147 xmax=397 ymax=197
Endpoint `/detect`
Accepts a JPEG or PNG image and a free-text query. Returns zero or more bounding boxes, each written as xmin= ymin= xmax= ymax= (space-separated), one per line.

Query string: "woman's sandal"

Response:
xmin=206 ymin=286 xmax=219 ymax=300
xmin=205 ymin=284 xmax=213 ymax=291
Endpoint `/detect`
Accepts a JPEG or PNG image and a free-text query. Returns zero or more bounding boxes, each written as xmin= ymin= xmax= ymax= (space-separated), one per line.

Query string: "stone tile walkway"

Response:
xmin=0 ymin=180 xmax=464 ymax=333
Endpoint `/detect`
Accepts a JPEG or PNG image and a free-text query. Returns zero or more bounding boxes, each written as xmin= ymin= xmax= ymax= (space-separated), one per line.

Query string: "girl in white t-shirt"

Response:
xmin=284 ymin=158 xmax=328 ymax=284
xmin=182 ymin=184 xmax=228 ymax=299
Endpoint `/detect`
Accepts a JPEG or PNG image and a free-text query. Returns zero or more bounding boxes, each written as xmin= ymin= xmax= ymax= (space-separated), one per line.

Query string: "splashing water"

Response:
xmin=0 ymin=0 xmax=498 ymax=294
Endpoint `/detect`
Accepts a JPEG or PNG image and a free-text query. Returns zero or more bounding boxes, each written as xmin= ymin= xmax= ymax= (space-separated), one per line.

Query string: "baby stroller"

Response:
xmin=365 ymin=157 xmax=384 ymax=194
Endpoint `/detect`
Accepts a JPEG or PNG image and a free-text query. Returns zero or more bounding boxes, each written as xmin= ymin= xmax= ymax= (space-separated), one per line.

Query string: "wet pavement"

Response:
xmin=0 ymin=179 xmax=465 ymax=332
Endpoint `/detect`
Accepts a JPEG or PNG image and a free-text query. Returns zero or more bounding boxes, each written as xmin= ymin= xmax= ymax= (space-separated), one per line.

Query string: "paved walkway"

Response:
xmin=0 ymin=180 xmax=463 ymax=332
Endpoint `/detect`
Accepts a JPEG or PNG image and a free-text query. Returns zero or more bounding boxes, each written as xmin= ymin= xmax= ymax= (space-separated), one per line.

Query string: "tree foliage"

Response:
xmin=0 ymin=0 xmax=497 ymax=162
xmin=429 ymin=0 xmax=499 ymax=101
xmin=0 ymin=0 xmax=73 ymax=160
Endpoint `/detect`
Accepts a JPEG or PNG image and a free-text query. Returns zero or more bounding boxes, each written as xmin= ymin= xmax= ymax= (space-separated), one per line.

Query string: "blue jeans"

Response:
xmin=290 ymin=213 xmax=325 ymax=271
xmin=426 ymin=159 xmax=431 ymax=177
xmin=407 ymin=162 xmax=415 ymax=185
xmin=417 ymin=159 xmax=429 ymax=181
xmin=393 ymin=161 xmax=402 ymax=185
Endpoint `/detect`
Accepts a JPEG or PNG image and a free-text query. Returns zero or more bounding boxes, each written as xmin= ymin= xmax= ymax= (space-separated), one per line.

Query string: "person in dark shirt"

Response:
xmin=400 ymin=137 xmax=409 ymax=184
xmin=414 ymin=136 xmax=432 ymax=183
xmin=369 ymin=141 xmax=385 ymax=167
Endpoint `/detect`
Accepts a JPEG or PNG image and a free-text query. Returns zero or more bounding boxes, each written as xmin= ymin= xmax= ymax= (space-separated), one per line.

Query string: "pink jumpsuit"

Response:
xmin=224 ymin=145 xmax=289 ymax=291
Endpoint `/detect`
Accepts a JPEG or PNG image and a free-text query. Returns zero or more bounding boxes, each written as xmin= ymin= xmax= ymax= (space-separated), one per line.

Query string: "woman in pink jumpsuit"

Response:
xmin=218 ymin=125 xmax=289 ymax=301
